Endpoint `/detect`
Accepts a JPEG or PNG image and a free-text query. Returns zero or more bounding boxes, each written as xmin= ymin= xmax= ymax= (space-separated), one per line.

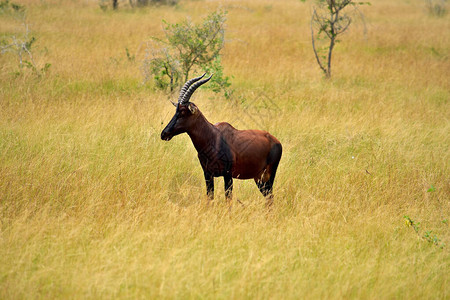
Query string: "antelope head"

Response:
xmin=160 ymin=73 xmax=213 ymax=141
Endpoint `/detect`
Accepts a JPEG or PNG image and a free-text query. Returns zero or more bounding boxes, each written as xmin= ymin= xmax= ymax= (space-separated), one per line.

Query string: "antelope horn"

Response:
xmin=177 ymin=73 xmax=206 ymax=104
xmin=180 ymin=74 xmax=213 ymax=104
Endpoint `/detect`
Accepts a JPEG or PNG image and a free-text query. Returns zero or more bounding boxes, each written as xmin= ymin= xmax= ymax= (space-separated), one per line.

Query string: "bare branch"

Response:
xmin=310 ymin=9 xmax=327 ymax=75
xmin=309 ymin=0 xmax=369 ymax=78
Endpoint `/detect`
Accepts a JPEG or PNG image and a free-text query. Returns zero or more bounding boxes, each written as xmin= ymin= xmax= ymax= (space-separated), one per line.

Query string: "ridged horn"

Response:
xmin=180 ymin=74 xmax=213 ymax=104
xmin=177 ymin=73 xmax=206 ymax=104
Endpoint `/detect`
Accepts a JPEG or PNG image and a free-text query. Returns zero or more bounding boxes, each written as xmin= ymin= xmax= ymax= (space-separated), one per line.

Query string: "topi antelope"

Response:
xmin=161 ymin=74 xmax=282 ymax=206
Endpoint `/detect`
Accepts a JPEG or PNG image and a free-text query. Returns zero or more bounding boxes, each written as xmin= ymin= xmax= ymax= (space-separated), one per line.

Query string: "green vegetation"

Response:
xmin=0 ymin=0 xmax=50 ymax=77
xmin=404 ymin=216 xmax=446 ymax=248
xmin=100 ymin=0 xmax=179 ymax=11
xmin=143 ymin=10 xmax=230 ymax=95
xmin=425 ymin=0 xmax=447 ymax=16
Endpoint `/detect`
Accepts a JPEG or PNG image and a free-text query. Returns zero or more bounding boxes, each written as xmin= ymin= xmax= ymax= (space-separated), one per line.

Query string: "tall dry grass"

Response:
xmin=0 ymin=0 xmax=449 ymax=298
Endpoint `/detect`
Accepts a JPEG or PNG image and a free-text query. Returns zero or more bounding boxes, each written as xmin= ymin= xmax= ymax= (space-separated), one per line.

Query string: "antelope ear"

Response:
xmin=188 ymin=103 xmax=197 ymax=114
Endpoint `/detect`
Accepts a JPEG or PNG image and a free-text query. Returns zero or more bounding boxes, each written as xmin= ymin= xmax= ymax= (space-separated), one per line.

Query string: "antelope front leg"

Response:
xmin=204 ymin=172 xmax=214 ymax=200
xmin=224 ymin=174 xmax=233 ymax=203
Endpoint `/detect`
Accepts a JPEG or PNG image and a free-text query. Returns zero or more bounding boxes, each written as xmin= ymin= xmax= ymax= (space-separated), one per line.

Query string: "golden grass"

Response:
xmin=0 ymin=0 xmax=449 ymax=298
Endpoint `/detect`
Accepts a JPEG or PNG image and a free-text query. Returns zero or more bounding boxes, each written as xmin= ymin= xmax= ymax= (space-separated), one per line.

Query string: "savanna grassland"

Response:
xmin=0 ymin=0 xmax=449 ymax=298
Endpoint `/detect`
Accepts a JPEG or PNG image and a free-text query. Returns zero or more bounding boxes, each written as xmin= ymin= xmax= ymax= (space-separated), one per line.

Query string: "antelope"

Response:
xmin=161 ymin=74 xmax=282 ymax=206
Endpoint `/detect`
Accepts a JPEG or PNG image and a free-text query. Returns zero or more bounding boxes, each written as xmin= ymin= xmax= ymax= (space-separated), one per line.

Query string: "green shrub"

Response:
xmin=142 ymin=10 xmax=231 ymax=97
xmin=425 ymin=0 xmax=447 ymax=16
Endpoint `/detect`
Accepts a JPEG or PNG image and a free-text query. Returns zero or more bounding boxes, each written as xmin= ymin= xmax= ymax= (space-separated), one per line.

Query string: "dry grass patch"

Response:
xmin=0 ymin=0 xmax=449 ymax=299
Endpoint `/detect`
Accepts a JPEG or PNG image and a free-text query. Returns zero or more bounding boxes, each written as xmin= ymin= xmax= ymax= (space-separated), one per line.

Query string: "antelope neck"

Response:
xmin=186 ymin=112 xmax=217 ymax=153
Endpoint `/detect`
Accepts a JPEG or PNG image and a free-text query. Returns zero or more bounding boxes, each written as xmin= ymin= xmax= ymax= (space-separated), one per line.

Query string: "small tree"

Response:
xmin=0 ymin=1 xmax=50 ymax=76
xmin=425 ymin=0 xmax=447 ymax=16
xmin=143 ymin=10 xmax=231 ymax=96
xmin=310 ymin=0 xmax=369 ymax=78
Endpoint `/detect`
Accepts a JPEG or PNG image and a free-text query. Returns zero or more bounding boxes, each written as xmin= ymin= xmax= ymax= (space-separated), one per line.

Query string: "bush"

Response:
xmin=99 ymin=0 xmax=179 ymax=10
xmin=142 ymin=10 xmax=231 ymax=97
xmin=0 ymin=0 xmax=24 ymax=14
xmin=0 ymin=1 xmax=50 ymax=77
xmin=130 ymin=0 xmax=179 ymax=6
xmin=425 ymin=0 xmax=447 ymax=16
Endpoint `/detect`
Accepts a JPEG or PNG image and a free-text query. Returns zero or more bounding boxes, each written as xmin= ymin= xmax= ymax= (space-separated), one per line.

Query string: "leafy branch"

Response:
xmin=0 ymin=1 xmax=51 ymax=77
xmin=142 ymin=10 xmax=231 ymax=98
xmin=404 ymin=216 xmax=446 ymax=249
